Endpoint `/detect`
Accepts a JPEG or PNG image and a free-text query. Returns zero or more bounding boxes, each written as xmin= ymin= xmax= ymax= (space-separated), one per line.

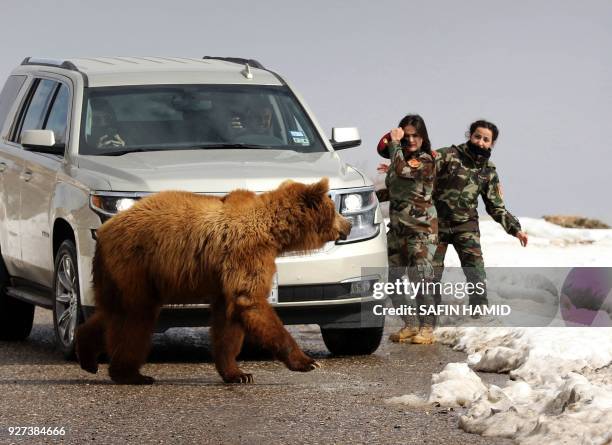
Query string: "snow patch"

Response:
xmin=428 ymin=362 xmax=487 ymax=407
xmin=435 ymin=327 xmax=612 ymax=444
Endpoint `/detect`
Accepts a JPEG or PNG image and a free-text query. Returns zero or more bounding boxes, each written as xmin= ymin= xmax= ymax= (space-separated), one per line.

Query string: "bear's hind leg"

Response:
xmin=211 ymin=304 xmax=251 ymax=383
xmin=106 ymin=310 xmax=158 ymax=385
xmin=237 ymin=300 xmax=320 ymax=373
xmin=75 ymin=312 xmax=106 ymax=374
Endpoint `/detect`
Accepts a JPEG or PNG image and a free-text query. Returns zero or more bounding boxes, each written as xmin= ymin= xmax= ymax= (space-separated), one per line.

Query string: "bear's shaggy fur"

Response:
xmin=76 ymin=178 xmax=351 ymax=384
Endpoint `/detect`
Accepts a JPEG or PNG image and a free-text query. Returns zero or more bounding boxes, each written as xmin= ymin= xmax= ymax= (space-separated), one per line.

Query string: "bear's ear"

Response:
xmin=301 ymin=177 xmax=329 ymax=208
xmin=279 ymin=179 xmax=296 ymax=188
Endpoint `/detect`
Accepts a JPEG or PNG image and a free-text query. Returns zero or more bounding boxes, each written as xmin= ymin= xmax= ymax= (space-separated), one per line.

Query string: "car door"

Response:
xmin=22 ymin=81 xmax=71 ymax=285
xmin=9 ymin=77 xmax=65 ymax=285
xmin=0 ymin=74 xmax=29 ymax=275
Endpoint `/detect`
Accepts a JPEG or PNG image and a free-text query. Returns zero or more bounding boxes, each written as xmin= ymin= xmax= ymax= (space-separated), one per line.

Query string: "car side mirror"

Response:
xmin=21 ymin=129 xmax=64 ymax=155
xmin=330 ymin=127 xmax=361 ymax=150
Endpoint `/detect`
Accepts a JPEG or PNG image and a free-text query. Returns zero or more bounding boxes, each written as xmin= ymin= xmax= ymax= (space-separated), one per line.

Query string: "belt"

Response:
xmin=438 ymin=220 xmax=479 ymax=233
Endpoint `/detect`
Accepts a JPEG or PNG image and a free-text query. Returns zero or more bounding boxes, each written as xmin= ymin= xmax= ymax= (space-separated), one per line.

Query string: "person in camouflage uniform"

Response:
xmin=384 ymin=115 xmax=439 ymax=344
xmin=433 ymin=120 xmax=528 ymax=309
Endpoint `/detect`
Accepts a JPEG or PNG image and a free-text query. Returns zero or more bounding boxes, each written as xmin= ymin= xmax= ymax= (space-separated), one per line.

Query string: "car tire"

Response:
xmin=0 ymin=259 xmax=34 ymax=341
xmin=52 ymin=240 xmax=83 ymax=359
xmin=320 ymin=326 xmax=384 ymax=356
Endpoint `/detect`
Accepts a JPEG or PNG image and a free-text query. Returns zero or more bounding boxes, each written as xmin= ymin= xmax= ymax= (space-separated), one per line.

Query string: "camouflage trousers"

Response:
xmin=432 ymin=230 xmax=488 ymax=306
xmin=387 ymin=227 xmax=439 ymax=327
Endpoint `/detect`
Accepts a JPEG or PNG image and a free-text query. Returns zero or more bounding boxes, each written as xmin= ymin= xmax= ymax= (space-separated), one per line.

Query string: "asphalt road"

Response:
xmin=0 ymin=309 xmax=512 ymax=444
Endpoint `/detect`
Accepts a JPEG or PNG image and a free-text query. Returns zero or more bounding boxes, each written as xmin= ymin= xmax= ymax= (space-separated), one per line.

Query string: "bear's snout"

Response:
xmin=335 ymin=215 xmax=352 ymax=241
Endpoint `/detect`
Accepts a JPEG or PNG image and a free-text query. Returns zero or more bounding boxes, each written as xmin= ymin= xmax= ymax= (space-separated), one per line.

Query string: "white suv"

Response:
xmin=0 ymin=56 xmax=387 ymax=357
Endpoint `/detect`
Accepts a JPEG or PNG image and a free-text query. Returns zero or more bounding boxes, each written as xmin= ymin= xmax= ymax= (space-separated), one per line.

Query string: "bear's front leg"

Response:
xmin=210 ymin=304 xmax=253 ymax=384
xmin=237 ymin=300 xmax=321 ymax=373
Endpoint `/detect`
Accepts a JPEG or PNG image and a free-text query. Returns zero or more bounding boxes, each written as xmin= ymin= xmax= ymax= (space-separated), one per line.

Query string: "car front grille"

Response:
xmin=277 ymin=283 xmax=352 ymax=303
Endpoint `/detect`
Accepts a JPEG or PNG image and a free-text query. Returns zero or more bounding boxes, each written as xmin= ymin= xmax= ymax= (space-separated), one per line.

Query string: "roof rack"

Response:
xmin=21 ymin=57 xmax=80 ymax=72
xmin=202 ymin=56 xmax=265 ymax=70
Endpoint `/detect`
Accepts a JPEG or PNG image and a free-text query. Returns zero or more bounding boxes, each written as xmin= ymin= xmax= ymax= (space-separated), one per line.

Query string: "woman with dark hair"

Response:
xmin=432 ymin=119 xmax=528 ymax=313
xmin=383 ymin=114 xmax=439 ymax=344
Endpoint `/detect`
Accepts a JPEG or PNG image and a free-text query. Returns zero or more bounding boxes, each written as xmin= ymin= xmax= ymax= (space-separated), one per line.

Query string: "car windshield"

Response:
xmin=79 ymin=84 xmax=327 ymax=155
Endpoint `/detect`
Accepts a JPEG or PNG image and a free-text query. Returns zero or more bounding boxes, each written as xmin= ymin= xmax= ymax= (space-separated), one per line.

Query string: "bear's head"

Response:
xmin=271 ymin=178 xmax=352 ymax=253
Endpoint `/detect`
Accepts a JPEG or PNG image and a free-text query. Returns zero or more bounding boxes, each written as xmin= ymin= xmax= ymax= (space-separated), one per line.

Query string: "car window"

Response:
xmin=0 ymin=75 xmax=27 ymax=134
xmin=15 ymin=79 xmax=57 ymax=142
xmin=44 ymin=83 xmax=70 ymax=147
xmin=79 ymin=84 xmax=328 ymax=155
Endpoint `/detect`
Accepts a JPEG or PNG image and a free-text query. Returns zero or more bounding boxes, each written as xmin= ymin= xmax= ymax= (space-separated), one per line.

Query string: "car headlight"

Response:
xmin=90 ymin=193 xmax=139 ymax=218
xmin=336 ymin=189 xmax=380 ymax=244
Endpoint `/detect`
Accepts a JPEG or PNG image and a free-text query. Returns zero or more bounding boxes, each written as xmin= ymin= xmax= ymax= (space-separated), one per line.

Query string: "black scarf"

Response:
xmin=466 ymin=141 xmax=491 ymax=161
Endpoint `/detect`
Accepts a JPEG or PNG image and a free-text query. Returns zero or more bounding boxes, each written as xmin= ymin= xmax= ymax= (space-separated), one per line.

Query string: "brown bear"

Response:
xmin=76 ymin=178 xmax=351 ymax=385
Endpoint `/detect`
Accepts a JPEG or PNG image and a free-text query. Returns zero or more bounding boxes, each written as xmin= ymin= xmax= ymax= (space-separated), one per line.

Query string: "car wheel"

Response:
xmin=0 ymin=259 xmax=34 ymax=341
xmin=52 ymin=240 xmax=83 ymax=359
xmin=320 ymin=326 xmax=384 ymax=356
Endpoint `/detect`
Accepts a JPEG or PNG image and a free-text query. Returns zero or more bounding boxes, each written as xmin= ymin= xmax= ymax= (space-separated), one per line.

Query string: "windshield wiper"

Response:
xmin=97 ymin=147 xmax=169 ymax=156
xmin=192 ymin=143 xmax=276 ymax=150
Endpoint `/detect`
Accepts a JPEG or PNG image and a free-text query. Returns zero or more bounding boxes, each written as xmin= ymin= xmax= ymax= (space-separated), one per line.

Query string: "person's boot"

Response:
xmin=411 ymin=326 xmax=435 ymax=344
xmin=389 ymin=326 xmax=418 ymax=343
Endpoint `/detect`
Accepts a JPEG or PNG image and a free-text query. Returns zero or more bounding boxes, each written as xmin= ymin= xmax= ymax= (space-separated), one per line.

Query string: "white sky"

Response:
xmin=2 ymin=0 xmax=610 ymax=222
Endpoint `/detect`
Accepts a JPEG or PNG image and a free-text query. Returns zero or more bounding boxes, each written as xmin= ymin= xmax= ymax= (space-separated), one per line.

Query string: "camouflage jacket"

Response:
xmin=434 ymin=143 xmax=521 ymax=235
xmin=386 ymin=141 xmax=438 ymax=237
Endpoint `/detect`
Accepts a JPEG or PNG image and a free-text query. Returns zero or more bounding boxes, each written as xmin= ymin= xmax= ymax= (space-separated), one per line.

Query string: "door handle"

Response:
xmin=20 ymin=170 xmax=33 ymax=182
xmin=0 ymin=162 xmax=6 ymax=173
